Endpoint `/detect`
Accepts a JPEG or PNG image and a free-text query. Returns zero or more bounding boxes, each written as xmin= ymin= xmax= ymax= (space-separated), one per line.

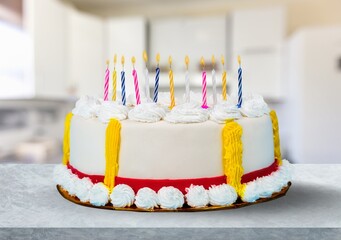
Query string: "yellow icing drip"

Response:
xmin=270 ymin=110 xmax=282 ymax=166
xmin=104 ymin=119 xmax=121 ymax=190
xmin=62 ymin=112 xmax=73 ymax=165
xmin=222 ymin=121 xmax=245 ymax=196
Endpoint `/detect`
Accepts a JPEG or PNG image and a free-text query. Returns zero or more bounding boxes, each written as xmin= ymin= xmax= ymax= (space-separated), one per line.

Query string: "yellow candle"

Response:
xmin=168 ymin=56 xmax=175 ymax=109
xmin=221 ymin=55 xmax=227 ymax=101
xmin=112 ymin=54 xmax=117 ymax=101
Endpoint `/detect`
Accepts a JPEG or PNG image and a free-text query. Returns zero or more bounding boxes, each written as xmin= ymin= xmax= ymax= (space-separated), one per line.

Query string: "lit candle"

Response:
xmin=211 ymin=55 xmax=217 ymax=106
xmin=104 ymin=60 xmax=110 ymax=101
xmin=185 ymin=55 xmax=190 ymax=103
xmin=201 ymin=57 xmax=208 ymax=109
xmin=121 ymin=56 xmax=126 ymax=106
xmin=112 ymin=54 xmax=117 ymax=101
xmin=131 ymin=56 xmax=141 ymax=105
xmin=143 ymin=50 xmax=150 ymax=101
xmin=153 ymin=53 xmax=160 ymax=103
xmin=168 ymin=56 xmax=175 ymax=109
xmin=221 ymin=55 xmax=227 ymax=101
xmin=237 ymin=56 xmax=243 ymax=108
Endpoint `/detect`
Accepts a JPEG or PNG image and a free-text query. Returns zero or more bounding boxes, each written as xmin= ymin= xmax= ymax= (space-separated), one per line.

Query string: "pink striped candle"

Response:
xmin=131 ymin=57 xmax=141 ymax=105
xmin=200 ymin=57 xmax=208 ymax=109
xmin=104 ymin=60 xmax=110 ymax=101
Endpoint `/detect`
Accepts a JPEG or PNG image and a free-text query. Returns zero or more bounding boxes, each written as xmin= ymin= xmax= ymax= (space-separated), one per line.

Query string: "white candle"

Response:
xmin=211 ymin=55 xmax=217 ymax=106
xmin=143 ymin=51 xmax=150 ymax=101
xmin=185 ymin=55 xmax=190 ymax=103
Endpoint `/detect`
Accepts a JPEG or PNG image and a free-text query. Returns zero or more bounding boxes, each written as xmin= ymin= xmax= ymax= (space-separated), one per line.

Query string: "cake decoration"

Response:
xmin=120 ymin=56 xmax=126 ymax=105
xmin=168 ymin=56 xmax=176 ymax=109
xmin=158 ymin=186 xmax=184 ymax=209
xmin=184 ymin=55 xmax=190 ymax=103
xmin=221 ymin=55 xmax=227 ymax=101
xmin=62 ymin=112 xmax=73 ymax=165
xmin=270 ymin=110 xmax=283 ymax=165
xmin=128 ymin=102 xmax=166 ymax=122
xmin=97 ymin=101 xmax=129 ymax=122
xmin=142 ymin=51 xmax=150 ymax=101
xmin=237 ymin=55 xmax=243 ymax=108
xmin=164 ymin=102 xmax=209 ymax=123
xmin=104 ymin=60 xmax=110 ymax=101
xmin=200 ymin=57 xmax=209 ymax=109
xmin=153 ymin=53 xmax=160 ymax=103
xmin=112 ymin=54 xmax=117 ymax=101
xmin=110 ymin=184 xmax=135 ymax=208
xmin=131 ymin=56 xmax=141 ymax=105
xmin=74 ymin=177 xmax=93 ymax=203
xmin=240 ymin=93 xmax=270 ymax=117
xmin=211 ymin=55 xmax=218 ymax=106
xmin=208 ymin=184 xmax=238 ymax=206
xmin=89 ymin=183 xmax=109 ymax=206
xmin=72 ymin=95 xmax=101 ymax=119
xmin=104 ymin=118 xmax=121 ymax=189
xmin=185 ymin=185 xmax=210 ymax=208
xmin=135 ymin=187 xmax=159 ymax=210
xmin=210 ymin=98 xmax=242 ymax=123
xmin=222 ymin=121 xmax=245 ymax=196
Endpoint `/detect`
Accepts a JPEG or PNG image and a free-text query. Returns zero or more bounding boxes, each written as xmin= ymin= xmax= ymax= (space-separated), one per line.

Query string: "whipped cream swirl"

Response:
xmin=240 ymin=93 xmax=270 ymax=118
xmin=97 ymin=101 xmax=129 ymax=123
xmin=208 ymin=184 xmax=238 ymax=206
xmin=158 ymin=186 xmax=184 ymax=209
xmin=210 ymin=100 xmax=242 ymax=123
xmin=165 ymin=102 xmax=209 ymax=124
xmin=72 ymin=95 xmax=101 ymax=119
xmin=110 ymin=184 xmax=135 ymax=208
xmin=135 ymin=187 xmax=159 ymax=210
xmin=128 ymin=102 xmax=166 ymax=123
xmin=89 ymin=183 xmax=109 ymax=207
xmin=185 ymin=185 xmax=209 ymax=208
xmin=74 ymin=177 xmax=93 ymax=203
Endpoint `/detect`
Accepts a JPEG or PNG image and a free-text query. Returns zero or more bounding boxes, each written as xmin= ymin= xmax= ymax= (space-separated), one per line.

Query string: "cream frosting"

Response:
xmin=110 ymin=184 xmax=135 ymax=208
xmin=72 ymin=95 xmax=101 ymax=119
xmin=240 ymin=93 xmax=270 ymax=118
xmin=208 ymin=184 xmax=238 ymax=206
xmin=53 ymin=165 xmax=72 ymax=189
xmin=185 ymin=185 xmax=209 ymax=208
xmin=242 ymin=160 xmax=292 ymax=202
xmin=158 ymin=186 xmax=184 ymax=209
xmin=128 ymin=102 xmax=166 ymax=123
xmin=164 ymin=102 xmax=209 ymax=124
xmin=74 ymin=177 xmax=93 ymax=202
xmin=97 ymin=101 xmax=129 ymax=123
xmin=89 ymin=183 xmax=109 ymax=207
xmin=210 ymin=100 xmax=242 ymax=123
xmin=135 ymin=187 xmax=159 ymax=210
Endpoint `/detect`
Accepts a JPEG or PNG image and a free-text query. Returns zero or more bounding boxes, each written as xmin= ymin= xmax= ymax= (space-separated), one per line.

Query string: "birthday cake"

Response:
xmin=54 ymin=54 xmax=292 ymax=211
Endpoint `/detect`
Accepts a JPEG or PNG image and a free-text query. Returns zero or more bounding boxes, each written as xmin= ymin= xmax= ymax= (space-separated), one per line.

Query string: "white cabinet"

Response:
xmin=230 ymin=7 xmax=286 ymax=100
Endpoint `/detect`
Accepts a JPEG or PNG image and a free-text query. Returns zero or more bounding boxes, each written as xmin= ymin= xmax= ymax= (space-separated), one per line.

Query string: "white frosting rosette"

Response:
xmin=158 ymin=186 xmax=184 ymax=209
xmin=53 ymin=165 xmax=72 ymax=189
xmin=185 ymin=185 xmax=209 ymax=208
xmin=240 ymin=93 xmax=270 ymax=118
xmin=74 ymin=177 xmax=93 ymax=203
xmin=210 ymin=98 xmax=242 ymax=123
xmin=164 ymin=102 xmax=209 ymax=124
xmin=208 ymin=184 xmax=238 ymax=206
xmin=128 ymin=102 xmax=166 ymax=123
xmin=72 ymin=95 xmax=101 ymax=119
xmin=89 ymin=183 xmax=109 ymax=207
xmin=110 ymin=184 xmax=135 ymax=208
xmin=135 ymin=187 xmax=159 ymax=210
xmin=97 ymin=101 xmax=129 ymax=123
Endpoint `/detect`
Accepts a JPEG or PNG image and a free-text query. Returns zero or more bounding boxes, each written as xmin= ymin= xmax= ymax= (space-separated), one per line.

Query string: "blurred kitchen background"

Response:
xmin=0 ymin=0 xmax=340 ymax=164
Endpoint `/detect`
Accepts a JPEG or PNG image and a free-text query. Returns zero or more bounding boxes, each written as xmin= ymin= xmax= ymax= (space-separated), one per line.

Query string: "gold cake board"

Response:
xmin=56 ymin=182 xmax=291 ymax=212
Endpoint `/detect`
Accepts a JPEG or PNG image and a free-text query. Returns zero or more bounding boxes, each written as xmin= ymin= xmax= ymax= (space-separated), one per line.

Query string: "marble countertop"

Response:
xmin=1 ymin=163 xmax=341 ymax=239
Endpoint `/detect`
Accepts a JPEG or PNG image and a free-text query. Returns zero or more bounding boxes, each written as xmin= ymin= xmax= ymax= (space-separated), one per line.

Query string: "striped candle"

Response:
xmin=237 ymin=56 xmax=243 ymax=108
xmin=200 ymin=57 xmax=208 ymax=109
xmin=132 ymin=57 xmax=141 ymax=105
xmin=120 ymin=56 xmax=126 ymax=106
xmin=168 ymin=56 xmax=175 ymax=109
xmin=221 ymin=55 xmax=227 ymax=101
xmin=185 ymin=55 xmax=190 ymax=103
xmin=104 ymin=60 xmax=110 ymax=101
xmin=112 ymin=54 xmax=117 ymax=101
xmin=153 ymin=53 xmax=160 ymax=103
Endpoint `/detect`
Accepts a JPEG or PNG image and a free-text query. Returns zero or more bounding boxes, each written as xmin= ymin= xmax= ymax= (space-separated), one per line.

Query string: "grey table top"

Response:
xmin=0 ymin=163 xmax=341 ymax=228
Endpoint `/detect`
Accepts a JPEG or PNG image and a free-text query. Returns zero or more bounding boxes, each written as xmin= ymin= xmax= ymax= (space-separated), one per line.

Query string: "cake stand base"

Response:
xmin=56 ymin=182 xmax=291 ymax=212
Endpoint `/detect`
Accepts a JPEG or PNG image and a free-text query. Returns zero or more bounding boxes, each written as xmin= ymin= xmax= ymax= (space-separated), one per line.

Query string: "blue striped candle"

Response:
xmin=120 ymin=56 xmax=126 ymax=105
xmin=153 ymin=53 xmax=161 ymax=103
xmin=237 ymin=56 xmax=242 ymax=108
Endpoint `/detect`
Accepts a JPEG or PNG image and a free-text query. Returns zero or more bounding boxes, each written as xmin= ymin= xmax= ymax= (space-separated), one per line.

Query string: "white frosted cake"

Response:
xmin=54 ymin=92 xmax=292 ymax=210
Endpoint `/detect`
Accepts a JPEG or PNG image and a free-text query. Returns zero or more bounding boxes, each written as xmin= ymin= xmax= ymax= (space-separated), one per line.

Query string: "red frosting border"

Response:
xmin=67 ymin=159 xmax=279 ymax=194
